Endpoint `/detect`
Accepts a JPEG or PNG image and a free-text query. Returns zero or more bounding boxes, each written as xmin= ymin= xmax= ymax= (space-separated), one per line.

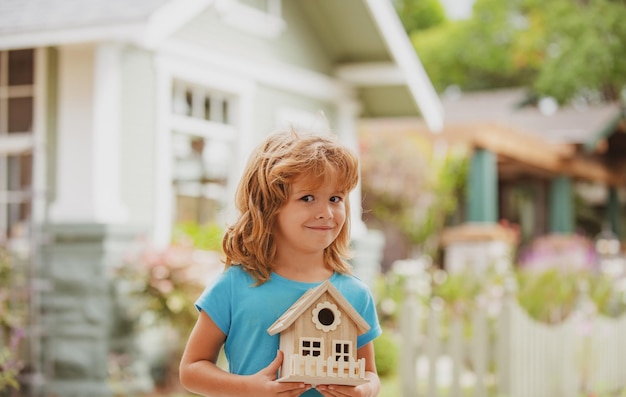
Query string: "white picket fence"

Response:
xmin=290 ymin=354 xmax=367 ymax=379
xmin=400 ymin=283 xmax=626 ymax=397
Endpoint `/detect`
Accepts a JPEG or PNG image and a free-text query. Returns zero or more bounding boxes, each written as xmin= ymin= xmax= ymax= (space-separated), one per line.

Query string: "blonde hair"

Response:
xmin=222 ymin=129 xmax=360 ymax=284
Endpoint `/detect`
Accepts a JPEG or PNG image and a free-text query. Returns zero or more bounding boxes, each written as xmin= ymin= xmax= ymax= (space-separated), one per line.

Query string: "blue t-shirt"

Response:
xmin=195 ymin=265 xmax=382 ymax=396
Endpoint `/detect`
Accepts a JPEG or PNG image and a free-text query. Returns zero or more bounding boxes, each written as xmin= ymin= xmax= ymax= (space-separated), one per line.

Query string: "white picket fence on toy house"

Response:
xmin=289 ymin=354 xmax=367 ymax=380
xmin=399 ymin=275 xmax=626 ymax=397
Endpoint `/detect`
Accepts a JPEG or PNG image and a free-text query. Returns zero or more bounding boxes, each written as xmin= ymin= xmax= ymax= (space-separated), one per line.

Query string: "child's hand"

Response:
xmin=315 ymin=383 xmax=372 ymax=397
xmin=250 ymin=350 xmax=312 ymax=396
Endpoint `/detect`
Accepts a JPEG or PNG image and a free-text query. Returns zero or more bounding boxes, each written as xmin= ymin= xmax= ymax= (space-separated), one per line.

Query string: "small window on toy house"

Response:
xmin=334 ymin=341 xmax=351 ymax=362
xmin=218 ymin=0 xmax=285 ymax=38
xmin=300 ymin=338 xmax=323 ymax=357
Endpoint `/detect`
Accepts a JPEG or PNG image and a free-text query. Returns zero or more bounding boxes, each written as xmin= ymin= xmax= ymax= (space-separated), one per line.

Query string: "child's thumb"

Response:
xmin=265 ymin=350 xmax=284 ymax=375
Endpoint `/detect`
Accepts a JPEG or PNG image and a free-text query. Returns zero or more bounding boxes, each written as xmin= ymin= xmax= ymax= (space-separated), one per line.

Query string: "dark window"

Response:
xmin=8 ymin=97 xmax=33 ymax=132
xmin=301 ymin=338 xmax=322 ymax=357
xmin=334 ymin=342 xmax=350 ymax=362
xmin=8 ymin=49 xmax=34 ymax=86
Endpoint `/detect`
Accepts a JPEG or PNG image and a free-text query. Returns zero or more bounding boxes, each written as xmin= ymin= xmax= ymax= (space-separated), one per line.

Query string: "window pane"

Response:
xmin=222 ymin=100 xmax=230 ymax=124
xmin=8 ymin=49 xmax=34 ymax=86
xmin=204 ymin=97 xmax=211 ymax=121
xmin=172 ymin=133 xmax=230 ymax=225
xmin=8 ymin=97 xmax=33 ymax=133
xmin=10 ymin=153 xmax=32 ymax=190
xmin=3 ymin=153 xmax=32 ymax=239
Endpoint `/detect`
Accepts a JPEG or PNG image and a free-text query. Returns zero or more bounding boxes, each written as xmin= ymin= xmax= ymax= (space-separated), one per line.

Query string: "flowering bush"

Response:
xmin=110 ymin=231 xmax=224 ymax=391
xmin=359 ymin=127 xmax=468 ymax=260
xmin=114 ymin=239 xmax=223 ymax=336
xmin=0 ymin=247 xmax=25 ymax=393
xmin=513 ymin=233 xmax=626 ymax=321
xmin=517 ymin=233 xmax=598 ymax=271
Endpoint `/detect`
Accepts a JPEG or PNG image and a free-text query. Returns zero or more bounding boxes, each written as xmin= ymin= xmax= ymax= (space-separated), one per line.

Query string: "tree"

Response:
xmin=406 ymin=0 xmax=626 ymax=104
xmin=392 ymin=0 xmax=447 ymax=32
xmin=530 ymin=0 xmax=626 ymax=103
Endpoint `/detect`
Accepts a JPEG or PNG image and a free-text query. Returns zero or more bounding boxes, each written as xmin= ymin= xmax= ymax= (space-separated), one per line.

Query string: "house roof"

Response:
xmin=0 ymin=0 xmax=443 ymax=128
xmin=441 ymin=87 xmax=623 ymax=145
xmin=360 ymin=87 xmax=626 ymax=186
xmin=298 ymin=0 xmax=443 ymax=128
xmin=0 ymin=0 xmax=168 ymax=34
xmin=267 ymin=280 xmax=370 ymax=336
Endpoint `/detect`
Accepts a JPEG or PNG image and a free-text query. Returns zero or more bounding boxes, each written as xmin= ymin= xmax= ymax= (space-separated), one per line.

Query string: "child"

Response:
xmin=179 ymin=129 xmax=382 ymax=397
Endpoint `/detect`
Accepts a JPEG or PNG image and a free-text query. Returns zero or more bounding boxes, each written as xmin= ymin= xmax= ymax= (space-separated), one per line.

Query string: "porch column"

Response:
xmin=442 ymin=148 xmax=515 ymax=274
xmin=549 ymin=176 xmax=573 ymax=234
xmin=337 ymin=99 xmax=383 ymax=290
xmin=607 ymin=187 xmax=624 ymax=239
xmin=49 ymin=43 xmax=128 ymax=224
xmin=44 ymin=43 xmax=130 ymax=396
xmin=466 ymin=148 xmax=498 ymax=223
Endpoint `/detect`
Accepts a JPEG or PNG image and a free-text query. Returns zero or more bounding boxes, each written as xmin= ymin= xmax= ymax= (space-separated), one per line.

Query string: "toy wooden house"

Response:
xmin=267 ymin=281 xmax=371 ymax=386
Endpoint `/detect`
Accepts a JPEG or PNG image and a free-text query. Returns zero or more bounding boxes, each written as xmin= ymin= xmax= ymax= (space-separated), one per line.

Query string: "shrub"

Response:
xmin=374 ymin=330 xmax=399 ymax=378
xmin=0 ymin=248 xmax=25 ymax=393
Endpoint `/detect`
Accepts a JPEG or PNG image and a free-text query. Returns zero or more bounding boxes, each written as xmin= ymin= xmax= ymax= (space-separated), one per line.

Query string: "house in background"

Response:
xmin=0 ymin=0 xmax=441 ymax=395
xmin=439 ymin=88 xmax=625 ymax=236
xmin=440 ymin=88 xmax=625 ymax=273
xmin=362 ymin=87 xmax=626 ymax=273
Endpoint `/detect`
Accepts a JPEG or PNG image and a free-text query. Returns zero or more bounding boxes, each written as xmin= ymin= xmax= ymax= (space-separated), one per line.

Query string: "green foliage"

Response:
xmin=373 ymin=331 xmax=399 ymax=378
xmin=411 ymin=0 xmax=537 ymax=92
xmin=392 ymin=0 xmax=446 ymax=32
xmin=384 ymin=250 xmax=625 ymax=327
xmin=172 ymin=222 xmax=224 ymax=252
xmin=531 ymin=0 xmax=626 ymax=102
xmin=516 ymin=269 xmax=626 ymax=322
xmin=588 ymin=274 xmax=626 ymax=317
xmin=407 ymin=0 xmax=626 ymax=103
xmin=516 ymin=269 xmax=579 ymax=322
xmin=0 ymin=248 xmax=25 ymax=393
xmin=431 ymin=270 xmax=483 ymax=309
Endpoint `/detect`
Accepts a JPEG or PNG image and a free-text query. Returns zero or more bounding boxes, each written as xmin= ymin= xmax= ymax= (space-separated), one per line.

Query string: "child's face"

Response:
xmin=273 ymin=175 xmax=347 ymax=258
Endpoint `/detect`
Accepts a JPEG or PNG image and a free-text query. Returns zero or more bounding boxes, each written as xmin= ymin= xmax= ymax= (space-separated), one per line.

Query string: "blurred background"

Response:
xmin=1 ymin=0 xmax=625 ymax=396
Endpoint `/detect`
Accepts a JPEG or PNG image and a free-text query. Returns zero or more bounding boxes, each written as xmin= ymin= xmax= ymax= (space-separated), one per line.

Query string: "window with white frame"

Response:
xmin=333 ymin=340 xmax=351 ymax=362
xmin=300 ymin=337 xmax=323 ymax=357
xmin=0 ymin=49 xmax=35 ymax=243
xmin=170 ymin=79 xmax=237 ymax=226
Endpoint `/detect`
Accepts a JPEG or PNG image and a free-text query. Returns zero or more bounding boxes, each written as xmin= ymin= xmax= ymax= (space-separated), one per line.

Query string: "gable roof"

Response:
xmin=441 ymin=87 xmax=622 ymax=145
xmin=0 ymin=0 xmax=442 ymax=127
xmin=298 ymin=0 xmax=443 ymax=129
xmin=267 ymin=280 xmax=370 ymax=336
xmin=0 ymin=0 xmax=212 ymax=49
xmin=0 ymin=0 xmax=168 ymax=33
xmin=361 ymin=87 xmax=626 ymax=186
